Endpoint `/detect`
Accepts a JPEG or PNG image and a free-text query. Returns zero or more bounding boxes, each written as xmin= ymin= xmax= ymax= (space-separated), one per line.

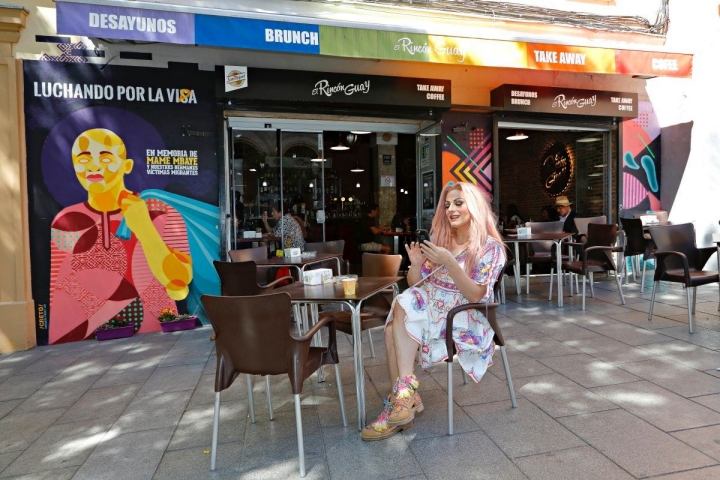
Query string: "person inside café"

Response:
xmin=261 ymin=203 xmax=306 ymax=251
xmin=541 ymin=205 xmax=559 ymax=222
xmin=555 ymin=195 xmax=578 ymax=234
xmin=506 ymin=204 xmax=525 ymax=228
xmin=358 ymin=203 xmax=391 ymax=254
xmin=361 ymin=182 xmax=506 ymax=441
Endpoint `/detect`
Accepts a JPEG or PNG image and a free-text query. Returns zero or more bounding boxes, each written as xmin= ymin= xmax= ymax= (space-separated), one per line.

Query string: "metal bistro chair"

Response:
xmin=304 ymin=240 xmax=349 ymax=275
xmin=647 ymin=223 xmax=720 ymax=333
xmin=560 ymin=223 xmax=626 ymax=311
xmin=201 ymin=293 xmax=347 ymax=477
xmin=229 ymin=246 xmax=271 ymax=285
xmin=213 ymin=260 xmax=293 ymax=297
xmin=524 ymin=220 xmax=565 ymax=295
xmin=620 ymin=217 xmax=656 ymax=290
xmin=445 ymin=295 xmax=517 ymax=435
xmin=574 ymin=215 xmax=608 ymax=243
xmin=332 ymin=253 xmax=403 ymax=358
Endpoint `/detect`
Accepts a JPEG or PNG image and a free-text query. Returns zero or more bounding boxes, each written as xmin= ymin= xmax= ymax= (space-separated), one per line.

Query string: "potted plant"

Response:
xmin=158 ymin=308 xmax=198 ymax=333
xmin=94 ymin=317 xmax=135 ymax=341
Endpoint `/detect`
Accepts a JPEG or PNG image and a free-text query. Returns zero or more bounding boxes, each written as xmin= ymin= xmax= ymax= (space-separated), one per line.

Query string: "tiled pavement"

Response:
xmin=2 ymin=277 xmax=720 ymax=479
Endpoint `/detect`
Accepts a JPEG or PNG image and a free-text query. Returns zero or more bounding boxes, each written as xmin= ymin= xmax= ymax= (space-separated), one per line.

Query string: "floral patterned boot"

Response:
xmin=388 ymin=374 xmax=423 ymax=426
xmin=360 ymin=393 xmax=413 ymax=441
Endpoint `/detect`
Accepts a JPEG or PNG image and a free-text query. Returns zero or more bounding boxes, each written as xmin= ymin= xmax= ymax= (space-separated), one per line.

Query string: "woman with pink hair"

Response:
xmin=361 ymin=182 xmax=506 ymax=441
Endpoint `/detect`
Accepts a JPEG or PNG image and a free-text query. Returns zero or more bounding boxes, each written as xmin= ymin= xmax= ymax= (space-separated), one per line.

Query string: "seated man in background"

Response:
xmin=555 ymin=196 xmax=578 ymax=235
xmin=358 ymin=203 xmax=391 ymax=254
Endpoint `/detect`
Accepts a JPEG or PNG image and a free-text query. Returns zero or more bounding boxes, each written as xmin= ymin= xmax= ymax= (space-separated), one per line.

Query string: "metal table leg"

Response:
xmin=513 ymin=241 xmax=521 ymax=295
xmin=555 ymin=240 xmax=564 ymax=307
xmin=349 ymin=300 xmax=366 ymax=430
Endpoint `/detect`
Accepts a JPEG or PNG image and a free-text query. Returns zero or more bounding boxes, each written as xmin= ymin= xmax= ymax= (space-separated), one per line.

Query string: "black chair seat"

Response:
xmin=663 ymin=269 xmax=720 ymax=287
xmin=561 ymin=259 xmax=608 ymax=275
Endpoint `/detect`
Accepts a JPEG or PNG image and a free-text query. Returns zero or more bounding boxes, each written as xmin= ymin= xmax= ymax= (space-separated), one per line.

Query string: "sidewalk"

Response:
xmin=2 ymin=278 xmax=720 ymax=479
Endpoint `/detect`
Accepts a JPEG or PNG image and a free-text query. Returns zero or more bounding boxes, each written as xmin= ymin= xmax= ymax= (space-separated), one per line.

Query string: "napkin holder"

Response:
xmin=517 ymin=227 xmax=532 ymax=237
xmin=302 ymin=268 xmax=333 ymax=285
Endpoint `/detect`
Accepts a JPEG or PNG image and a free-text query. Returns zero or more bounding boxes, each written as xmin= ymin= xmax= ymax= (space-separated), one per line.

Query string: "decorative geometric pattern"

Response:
xmin=447 ymin=130 xmax=493 ymax=193
xmin=71 ymin=232 xmax=128 ymax=276
xmin=40 ymin=42 xmax=89 ymax=63
xmin=56 ymin=273 xmax=105 ymax=319
xmin=51 ymin=228 xmax=82 ymax=251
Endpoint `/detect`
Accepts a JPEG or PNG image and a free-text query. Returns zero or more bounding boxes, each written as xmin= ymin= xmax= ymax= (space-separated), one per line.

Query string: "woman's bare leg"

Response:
xmin=390 ymin=302 xmax=419 ymax=378
xmin=384 ymin=322 xmax=399 ymax=384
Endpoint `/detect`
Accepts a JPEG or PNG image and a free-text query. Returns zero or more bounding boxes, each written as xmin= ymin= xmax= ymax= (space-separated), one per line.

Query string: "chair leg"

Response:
xmin=641 ymin=261 xmax=647 ymax=291
xmin=367 ymin=329 xmax=376 ymax=358
xmin=614 ymin=268 xmax=626 ymax=305
xmin=447 ymin=362 xmax=454 ymax=436
xmin=461 ymin=368 xmax=468 ymax=385
xmin=686 ymin=287 xmax=695 ymax=334
xmin=575 ymin=273 xmax=580 ymax=295
xmin=294 ymin=394 xmax=306 ymax=477
xmin=589 ymin=272 xmax=595 ymax=298
xmin=500 ymin=276 xmax=506 ymax=304
xmin=246 ymin=374 xmax=256 ymax=424
xmin=692 ymin=287 xmax=697 ymax=314
xmin=210 ymin=392 xmax=220 ymax=471
xmin=582 ymin=275 xmax=586 ymax=310
xmin=648 ymin=281 xmax=659 ymax=321
xmin=265 ymin=376 xmax=274 ymax=421
xmin=549 ymin=268 xmax=554 ymax=301
xmin=334 ymin=364 xmax=347 ymax=427
xmin=499 ymin=346 xmax=518 ymax=408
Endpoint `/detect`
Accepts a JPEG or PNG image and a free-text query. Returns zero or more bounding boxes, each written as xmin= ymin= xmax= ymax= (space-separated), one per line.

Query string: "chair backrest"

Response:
xmin=525 ymin=220 xmax=564 ymax=255
xmin=575 ymin=216 xmax=607 ymax=237
xmin=648 ymin=223 xmax=699 ymax=271
xmin=305 ymin=240 xmax=345 ymax=254
xmin=492 ymin=263 xmax=508 ymax=302
xmin=620 ymin=217 xmax=646 ymax=255
xmin=585 ymin=223 xmax=618 ymax=268
xmin=213 ymin=260 xmax=261 ymax=296
xmin=202 ymin=293 xmax=294 ymax=391
xmin=362 ymin=252 xmax=402 ymax=277
xmin=291 ymin=215 xmax=307 ymax=238
xmin=229 ymin=247 xmax=267 ymax=263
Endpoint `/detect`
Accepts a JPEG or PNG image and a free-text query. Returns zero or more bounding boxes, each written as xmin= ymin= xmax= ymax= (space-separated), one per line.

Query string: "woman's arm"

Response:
xmin=420 ymin=243 xmax=487 ymax=303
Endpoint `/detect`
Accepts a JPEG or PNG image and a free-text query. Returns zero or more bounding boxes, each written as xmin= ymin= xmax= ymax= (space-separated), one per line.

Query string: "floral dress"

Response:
xmin=387 ymin=237 xmax=506 ymax=382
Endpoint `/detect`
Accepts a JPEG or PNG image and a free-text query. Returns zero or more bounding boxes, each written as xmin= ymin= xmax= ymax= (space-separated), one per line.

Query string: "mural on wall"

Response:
xmin=24 ymin=61 xmax=220 ymax=345
xmin=622 ymin=100 xmax=661 ymax=213
xmin=441 ymin=113 xmax=493 ymax=194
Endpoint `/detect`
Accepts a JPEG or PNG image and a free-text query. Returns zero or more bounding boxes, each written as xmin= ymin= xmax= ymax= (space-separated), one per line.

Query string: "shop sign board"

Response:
xmin=56 ymin=1 xmax=195 ymax=44
xmin=491 ymin=84 xmax=638 ymax=118
xmin=54 ymin=2 xmax=692 ymax=79
xmin=216 ymin=67 xmax=452 ymax=108
xmin=23 ymin=61 xmax=221 ymax=345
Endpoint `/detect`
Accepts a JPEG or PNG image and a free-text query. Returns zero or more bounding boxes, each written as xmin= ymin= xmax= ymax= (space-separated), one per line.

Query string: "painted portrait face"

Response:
xmin=445 ymin=189 xmax=470 ymax=229
xmin=71 ymin=129 xmax=133 ymax=194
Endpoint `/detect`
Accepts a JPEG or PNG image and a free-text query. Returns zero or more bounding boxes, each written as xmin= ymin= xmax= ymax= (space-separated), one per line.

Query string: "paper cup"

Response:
xmin=342 ymin=278 xmax=357 ymax=296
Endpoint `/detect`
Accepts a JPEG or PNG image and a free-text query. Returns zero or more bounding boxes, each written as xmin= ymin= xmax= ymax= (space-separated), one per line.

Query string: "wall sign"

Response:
xmin=539 ymin=142 xmax=573 ymax=196
xmin=382 ymin=154 xmax=393 ymax=165
xmin=491 ymin=84 xmax=638 ymax=118
xmin=216 ymin=67 xmax=451 ymax=108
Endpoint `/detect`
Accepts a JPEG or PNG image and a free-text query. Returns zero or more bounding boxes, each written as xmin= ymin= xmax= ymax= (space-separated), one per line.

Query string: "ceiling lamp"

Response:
xmin=419 ymin=132 xmax=439 ymax=136
xmin=577 ymin=136 xmax=602 ymax=143
xmin=249 ymin=168 xmax=256 ymax=172
xmin=350 ymin=130 xmax=371 ymax=135
xmin=506 ymin=131 xmax=528 ymax=141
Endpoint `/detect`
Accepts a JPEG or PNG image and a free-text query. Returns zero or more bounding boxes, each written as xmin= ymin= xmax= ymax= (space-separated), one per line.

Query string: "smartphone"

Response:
xmin=416 ymin=229 xmax=431 ymax=244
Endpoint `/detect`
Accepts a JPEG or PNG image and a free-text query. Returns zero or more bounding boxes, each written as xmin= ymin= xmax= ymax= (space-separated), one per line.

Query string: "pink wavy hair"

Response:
xmin=430 ymin=182 xmax=503 ymax=275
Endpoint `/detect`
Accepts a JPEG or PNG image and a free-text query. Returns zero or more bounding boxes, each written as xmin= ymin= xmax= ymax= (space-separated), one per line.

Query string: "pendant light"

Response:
xmin=350 ymin=157 xmax=364 ymax=173
xmin=506 ymin=131 xmax=528 ymax=140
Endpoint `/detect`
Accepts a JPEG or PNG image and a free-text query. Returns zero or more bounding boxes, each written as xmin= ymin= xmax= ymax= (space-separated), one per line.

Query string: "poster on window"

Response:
xmin=24 ymin=61 xmax=220 ymax=345
xmin=422 ymin=171 xmax=435 ymax=210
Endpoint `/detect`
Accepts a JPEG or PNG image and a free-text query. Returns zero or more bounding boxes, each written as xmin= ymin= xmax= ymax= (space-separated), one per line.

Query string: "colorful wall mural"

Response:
xmin=621 ymin=100 xmax=661 ymax=214
xmin=440 ymin=113 xmax=494 ymax=194
xmin=24 ymin=61 xmax=220 ymax=345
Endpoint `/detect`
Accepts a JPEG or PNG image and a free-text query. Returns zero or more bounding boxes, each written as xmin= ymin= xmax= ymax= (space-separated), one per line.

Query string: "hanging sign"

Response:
xmin=491 ymin=84 xmax=638 ymax=118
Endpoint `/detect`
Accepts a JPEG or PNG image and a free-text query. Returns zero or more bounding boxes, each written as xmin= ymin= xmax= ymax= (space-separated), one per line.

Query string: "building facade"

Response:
xmin=3 ymin=0 xmax=715 ymax=352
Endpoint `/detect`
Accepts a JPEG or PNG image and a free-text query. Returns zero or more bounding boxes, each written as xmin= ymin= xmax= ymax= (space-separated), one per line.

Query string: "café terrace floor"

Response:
xmin=3 ymin=277 xmax=720 ymax=479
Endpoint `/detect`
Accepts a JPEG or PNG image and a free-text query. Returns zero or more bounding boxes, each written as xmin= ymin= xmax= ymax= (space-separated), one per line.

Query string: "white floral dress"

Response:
xmin=387 ymin=237 xmax=506 ymax=382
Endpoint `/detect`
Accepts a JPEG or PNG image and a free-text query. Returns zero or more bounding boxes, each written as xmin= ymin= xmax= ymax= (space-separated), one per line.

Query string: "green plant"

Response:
xmin=95 ymin=316 xmax=130 ymax=331
xmin=158 ymin=308 xmax=195 ymax=323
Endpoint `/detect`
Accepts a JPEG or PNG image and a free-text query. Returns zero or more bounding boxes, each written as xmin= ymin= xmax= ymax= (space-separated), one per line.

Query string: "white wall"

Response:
xmin=645 ymin=0 xmax=720 ymax=246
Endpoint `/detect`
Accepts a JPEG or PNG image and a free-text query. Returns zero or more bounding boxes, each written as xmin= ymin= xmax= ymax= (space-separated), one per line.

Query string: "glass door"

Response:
xmin=574 ymin=132 xmax=610 ymax=218
xmin=227 ymin=128 xmax=324 ymax=251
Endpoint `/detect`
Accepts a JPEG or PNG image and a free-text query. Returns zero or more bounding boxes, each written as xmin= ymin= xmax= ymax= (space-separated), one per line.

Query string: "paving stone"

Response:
xmin=514 ymin=446 xmax=634 ymax=480
xmin=0 ymin=409 xmax=66 ymax=454
xmin=617 ymin=357 xmax=720 ymax=398
xmin=538 ymin=353 xmax=640 ymax=388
